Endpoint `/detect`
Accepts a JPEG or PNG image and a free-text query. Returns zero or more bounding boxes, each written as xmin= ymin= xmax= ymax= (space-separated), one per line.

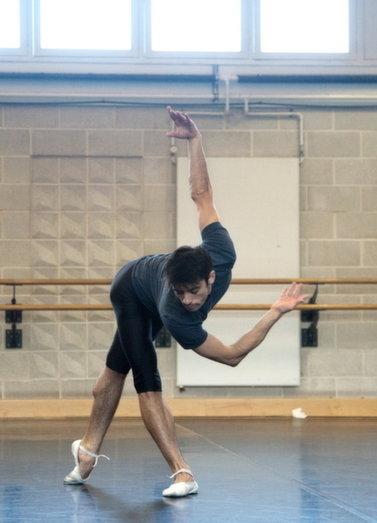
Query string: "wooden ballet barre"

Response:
xmin=1 ymin=277 xmax=377 ymax=286
xmin=1 ymin=303 xmax=377 ymax=311
xmin=0 ymin=303 xmax=113 ymax=311
xmin=231 ymin=278 xmax=377 ymax=285
xmin=0 ymin=279 xmax=112 ymax=286
xmin=215 ymin=303 xmax=377 ymax=311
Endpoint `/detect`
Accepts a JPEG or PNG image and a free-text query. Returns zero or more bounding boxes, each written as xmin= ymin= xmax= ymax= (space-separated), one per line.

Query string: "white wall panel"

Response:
xmin=176 ymin=158 xmax=300 ymax=386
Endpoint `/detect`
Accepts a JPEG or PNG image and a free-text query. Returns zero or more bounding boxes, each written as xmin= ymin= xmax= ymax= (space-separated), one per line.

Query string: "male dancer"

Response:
xmin=64 ymin=106 xmax=308 ymax=497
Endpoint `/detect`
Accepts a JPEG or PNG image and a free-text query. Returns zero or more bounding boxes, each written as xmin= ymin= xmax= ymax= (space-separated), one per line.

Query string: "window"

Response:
xmin=0 ymin=0 xmax=365 ymax=75
xmin=39 ymin=0 xmax=132 ymax=51
xmin=259 ymin=0 xmax=349 ymax=53
xmin=150 ymin=0 xmax=242 ymax=53
xmin=0 ymin=0 xmax=21 ymax=49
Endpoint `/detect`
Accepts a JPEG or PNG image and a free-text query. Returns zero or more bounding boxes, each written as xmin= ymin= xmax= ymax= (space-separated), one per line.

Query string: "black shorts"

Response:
xmin=106 ymin=262 xmax=163 ymax=393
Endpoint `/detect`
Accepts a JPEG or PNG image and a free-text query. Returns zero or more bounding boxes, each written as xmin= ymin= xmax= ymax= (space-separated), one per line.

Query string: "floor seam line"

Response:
xmin=177 ymin=423 xmax=375 ymax=522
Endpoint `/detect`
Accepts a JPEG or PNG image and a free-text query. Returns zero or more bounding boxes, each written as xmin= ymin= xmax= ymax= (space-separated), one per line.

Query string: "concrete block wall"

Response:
xmin=0 ymin=104 xmax=376 ymax=400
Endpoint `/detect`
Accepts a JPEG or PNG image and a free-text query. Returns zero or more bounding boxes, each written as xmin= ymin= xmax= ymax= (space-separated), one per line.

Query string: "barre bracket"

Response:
xmin=301 ymin=284 xmax=319 ymax=347
xmin=5 ymin=285 xmax=23 ymax=349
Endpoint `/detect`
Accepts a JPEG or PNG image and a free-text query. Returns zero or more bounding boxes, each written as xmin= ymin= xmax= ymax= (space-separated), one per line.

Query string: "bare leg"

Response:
xmin=77 ymin=367 xmax=126 ymax=479
xmin=138 ymin=391 xmax=193 ymax=483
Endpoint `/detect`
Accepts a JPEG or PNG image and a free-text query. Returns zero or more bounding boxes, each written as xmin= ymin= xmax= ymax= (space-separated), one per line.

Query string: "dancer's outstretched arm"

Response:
xmin=194 ymin=282 xmax=309 ymax=366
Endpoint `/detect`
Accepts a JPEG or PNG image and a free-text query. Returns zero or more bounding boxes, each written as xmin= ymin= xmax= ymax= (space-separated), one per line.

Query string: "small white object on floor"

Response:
xmin=292 ymin=407 xmax=308 ymax=419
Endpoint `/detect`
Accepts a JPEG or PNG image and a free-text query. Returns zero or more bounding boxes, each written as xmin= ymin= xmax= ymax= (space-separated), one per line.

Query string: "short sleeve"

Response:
xmin=165 ymin=318 xmax=208 ymax=350
xmin=200 ymin=222 xmax=236 ymax=270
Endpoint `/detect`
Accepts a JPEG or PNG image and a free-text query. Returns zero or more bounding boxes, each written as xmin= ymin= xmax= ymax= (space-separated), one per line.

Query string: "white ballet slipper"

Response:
xmin=162 ymin=468 xmax=199 ymax=498
xmin=64 ymin=439 xmax=110 ymax=485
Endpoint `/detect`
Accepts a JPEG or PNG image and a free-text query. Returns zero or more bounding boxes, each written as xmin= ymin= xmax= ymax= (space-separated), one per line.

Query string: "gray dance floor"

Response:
xmin=0 ymin=417 xmax=376 ymax=522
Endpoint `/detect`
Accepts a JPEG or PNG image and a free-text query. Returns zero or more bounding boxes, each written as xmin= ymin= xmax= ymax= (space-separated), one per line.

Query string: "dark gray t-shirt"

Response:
xmin=132 ymin=222 xmax=236 ymax=349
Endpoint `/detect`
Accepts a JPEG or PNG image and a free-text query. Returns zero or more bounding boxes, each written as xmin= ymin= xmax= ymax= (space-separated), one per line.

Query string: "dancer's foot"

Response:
xmin=162 ymin=468 xmax=199 ymax=497
xmin=64 ymin=440 xmax=109 ymax=485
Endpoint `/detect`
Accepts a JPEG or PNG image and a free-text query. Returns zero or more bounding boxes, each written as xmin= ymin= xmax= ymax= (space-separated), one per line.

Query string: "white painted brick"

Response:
xmin=308 ymin=131 xmax=360 ymax=157
xmin=308 ymin=240 xmax=360 ymax=266
xmin=32 ymin=130 xmax=86 ymax=156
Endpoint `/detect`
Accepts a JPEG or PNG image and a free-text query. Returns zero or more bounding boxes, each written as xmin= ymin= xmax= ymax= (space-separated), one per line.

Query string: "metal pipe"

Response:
xmin=243 ymin=98 xmax=305 ymax=162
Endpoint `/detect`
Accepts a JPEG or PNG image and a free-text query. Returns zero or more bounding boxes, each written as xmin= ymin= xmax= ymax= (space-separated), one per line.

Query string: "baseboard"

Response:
xmin=1 ymin=398 xmax=377 ymax=419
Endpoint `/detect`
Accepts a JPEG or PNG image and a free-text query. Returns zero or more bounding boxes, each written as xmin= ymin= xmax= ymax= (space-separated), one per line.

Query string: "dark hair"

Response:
xmin=165 ymin=246 xmax=212 ymax=286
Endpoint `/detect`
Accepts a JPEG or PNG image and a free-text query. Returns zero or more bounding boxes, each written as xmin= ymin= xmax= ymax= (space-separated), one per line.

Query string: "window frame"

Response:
xmin=0 ymin=0 xmax=370 ymax=76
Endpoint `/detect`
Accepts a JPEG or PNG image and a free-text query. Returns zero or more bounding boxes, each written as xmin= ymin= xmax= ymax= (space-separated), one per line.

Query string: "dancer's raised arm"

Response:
xmin=167 ymin=106 xmax=219 ymax=231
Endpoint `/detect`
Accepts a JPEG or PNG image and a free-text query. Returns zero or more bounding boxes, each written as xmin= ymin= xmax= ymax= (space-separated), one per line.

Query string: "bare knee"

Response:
xmin=138 ymin=390 xmax=165 ymax=411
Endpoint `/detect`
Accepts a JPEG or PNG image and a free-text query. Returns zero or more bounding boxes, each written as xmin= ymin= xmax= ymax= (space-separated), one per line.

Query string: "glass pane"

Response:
xmin=260 ymin=0 xmax=349 ymax=53
xmin=151 ymin=0 xmax=241 ymax=52
xmin=0 ymin=0 xmax=21 ymax=48
xmin=40 ymin=0 xmax=132 ymax=50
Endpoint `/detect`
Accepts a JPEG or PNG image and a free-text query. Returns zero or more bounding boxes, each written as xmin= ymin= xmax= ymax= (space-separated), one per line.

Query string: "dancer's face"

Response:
xmin=173 ymin=271 xmax=215 ymax=312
